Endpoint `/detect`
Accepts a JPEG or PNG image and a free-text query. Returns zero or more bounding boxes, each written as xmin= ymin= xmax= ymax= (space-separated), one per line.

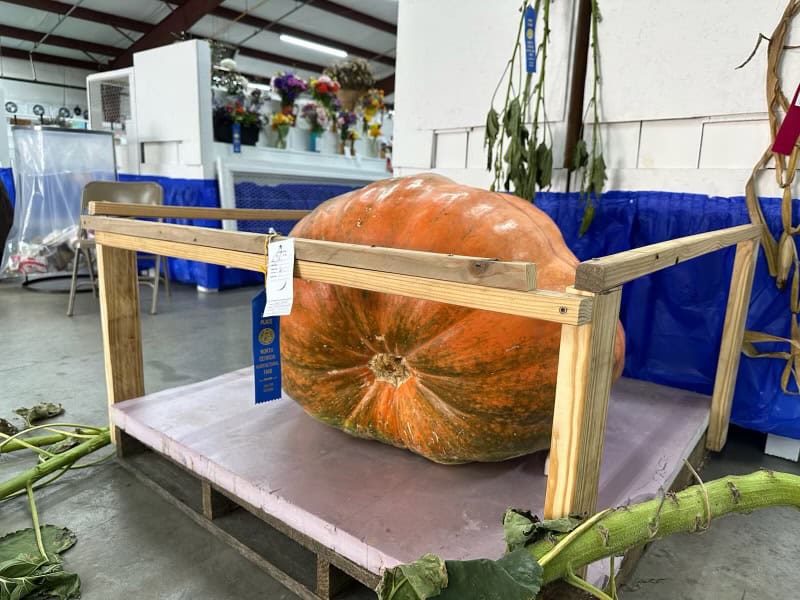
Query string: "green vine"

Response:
xmin=570 ymin=0 xmax=607 ymax=235
xmin=485 ymin=0 xmax=553 ymax=202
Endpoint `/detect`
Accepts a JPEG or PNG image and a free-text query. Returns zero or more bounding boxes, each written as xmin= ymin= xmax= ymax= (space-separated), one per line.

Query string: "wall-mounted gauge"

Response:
xmin=58 ymin=107 xmax=71 ymax=118
xmin=32 ymin=104 xmax=45 ymax=116
xmin=4 ymin=101 xmax=18 ymax=114
xmin=74 ymin=106 xmax=82 ymax=116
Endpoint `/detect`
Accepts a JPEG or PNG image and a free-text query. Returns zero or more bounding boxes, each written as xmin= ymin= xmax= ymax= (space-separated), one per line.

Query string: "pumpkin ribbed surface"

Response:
xmin=282 ymin=174 xmax=625 ymax=463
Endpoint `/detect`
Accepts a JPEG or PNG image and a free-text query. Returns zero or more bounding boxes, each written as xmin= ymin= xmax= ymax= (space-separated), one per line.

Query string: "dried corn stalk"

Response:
xmin=744 ymin=0 xmax=800 ymax=393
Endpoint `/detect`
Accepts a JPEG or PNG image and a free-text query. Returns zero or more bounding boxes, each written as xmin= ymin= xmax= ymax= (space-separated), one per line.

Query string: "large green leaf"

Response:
xmin=376 ymin=550 xmax=542 ymax=600
xmin=376 ymin=554 xmax=447 ymax=600
xmin=0 ymin=527 xmax=80 ymax=600
xmin=0 ymin=528 xmax=76 ymax=559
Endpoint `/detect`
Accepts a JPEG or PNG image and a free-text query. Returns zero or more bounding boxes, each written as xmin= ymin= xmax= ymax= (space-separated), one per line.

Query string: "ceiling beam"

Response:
xmin=0 ymin=24 xmax=121 ymax=57
xmin=168 ymin=1 xmax=393 ymax=67
xmin=376 ymin=73 xmax=394 ymax=95
xmin=0 ymin=0 xmax=152 ymax=33
xmin=110 ymin=0 xmax=225 ymax=69
xmin=308 ymin=0 xmax=396 ymax=35
xmin=0 ymin=46 xmax=100 ymax=70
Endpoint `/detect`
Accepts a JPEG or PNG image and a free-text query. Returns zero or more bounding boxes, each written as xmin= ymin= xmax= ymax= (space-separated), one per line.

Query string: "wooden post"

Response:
xmin=545 ymin=288 xmax=622 ymax=519
xmin=316 ymin=556 xmax=354 ymax=599
xmin=96 ymin=244 xmax=144 ymax=452
xmin=707 ymin=239 xmax=759 ymax=452
xmin=201 ymin=481 xmax=237 ymax=520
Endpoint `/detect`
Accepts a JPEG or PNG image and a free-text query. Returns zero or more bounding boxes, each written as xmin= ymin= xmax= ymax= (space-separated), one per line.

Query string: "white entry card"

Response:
xmin=263 ymin=238 xmax=295 ymax=317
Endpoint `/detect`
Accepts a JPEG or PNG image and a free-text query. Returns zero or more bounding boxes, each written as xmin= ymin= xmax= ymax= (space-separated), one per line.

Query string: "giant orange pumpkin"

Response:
xmin=282 ymin=174 xmax=625 ymax=464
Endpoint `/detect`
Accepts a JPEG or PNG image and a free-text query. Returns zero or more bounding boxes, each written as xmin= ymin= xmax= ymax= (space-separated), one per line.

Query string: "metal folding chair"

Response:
xmin=67 ymin=181 xmax=171 ymax=316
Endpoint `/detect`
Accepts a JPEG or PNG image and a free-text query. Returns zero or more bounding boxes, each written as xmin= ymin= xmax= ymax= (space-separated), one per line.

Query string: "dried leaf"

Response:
xmin=503 ymin=508 xmax=584 ymax=551
xmin=45 ymin=437 xmax=81 ymax=455
xmin=485 ymin=108 xmax=500 ymax=145
xmin=14 ymin=403 xmax=64 ymax=426
xmin=536 ymin=142 xmax=553 ymax=189
xmin=571 ymin=139 xmax=589 ymax=171
xmin=485 ymin=108 xmax=500 ymax=170
xmin=0 ymin=418 xmax=18 ymax=436
xmin=777 ymin=232 xmax=796 ymax=288
xmin=580 ymin=199 xmax=596 ymax=236
xmin=589 ymin=154 xmax=607 ymax=195
xmin=504 ymin=98 xmax=521 ymax=138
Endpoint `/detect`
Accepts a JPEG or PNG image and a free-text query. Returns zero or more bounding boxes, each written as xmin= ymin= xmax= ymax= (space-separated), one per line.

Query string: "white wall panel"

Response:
xmin=638 ymin=119 xmax=703 ymax=169
xmin=698 ymin=119 xmax=771 ymax=170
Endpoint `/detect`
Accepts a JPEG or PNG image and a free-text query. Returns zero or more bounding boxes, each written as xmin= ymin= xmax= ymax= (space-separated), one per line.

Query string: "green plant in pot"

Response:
xmin=325 ymin=58 xmax=375 ymax=111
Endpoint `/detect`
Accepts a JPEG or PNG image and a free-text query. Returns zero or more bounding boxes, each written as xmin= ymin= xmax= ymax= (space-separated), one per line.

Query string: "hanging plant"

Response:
xmin=569 ymin=0 xmax=607 ymax=235
xmin=486 ymin=0 xmax=607 ymax=235
xmin=484 ymin=0 xmax=554 ymax=203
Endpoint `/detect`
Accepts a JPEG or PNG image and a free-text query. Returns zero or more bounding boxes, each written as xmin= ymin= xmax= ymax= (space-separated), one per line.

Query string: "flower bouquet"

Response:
xmin=337 ymin=110 xmax=359 ymax=155
xmin=272 ymin=72 xmax=308 ymax=114
xmin=271 ymin=112 xmax=294 ymax=148
xmin=324 ymin=58 xmax=375 ymax=111
xmin=212 ymin=99 xmax=263 ymax=145
xmin=301 ymin=102 xmax=331 ymax=152
xmin=361 ymin=88 xmax=385 ymax=125
xmin=309 ymin=75 xmax=340 ymax=117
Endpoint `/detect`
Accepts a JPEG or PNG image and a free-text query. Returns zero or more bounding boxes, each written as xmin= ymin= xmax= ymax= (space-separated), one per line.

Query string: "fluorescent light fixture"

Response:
xmin=279 ymin=34 xmax=347 ymax=58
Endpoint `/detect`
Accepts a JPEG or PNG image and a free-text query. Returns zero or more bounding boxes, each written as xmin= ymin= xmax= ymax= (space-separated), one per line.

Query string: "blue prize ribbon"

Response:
xmin=524 ymin=5 xmax=537 ymax=73
xmin=251 ymin=289 xmax=282 ymax=403
xmin=232 ymin=122 xmax=241 ymax=153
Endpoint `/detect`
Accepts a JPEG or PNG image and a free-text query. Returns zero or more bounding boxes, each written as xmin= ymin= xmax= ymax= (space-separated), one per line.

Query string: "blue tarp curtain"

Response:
xmin=537 ymin=190 xmax=798 ymax=439
xmin=0 ymin=167 xmax=15 ymax=206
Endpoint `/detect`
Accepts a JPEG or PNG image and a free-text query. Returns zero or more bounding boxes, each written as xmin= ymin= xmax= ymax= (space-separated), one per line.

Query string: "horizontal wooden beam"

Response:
xmin=308 ymin=0 xmax=396 ymax=35
xmin=1 ymin=0 xmax=153 ymax=33
xmin=0 ymin=46 xmax=101 ymax=71
xmin=574 ymin=224 xmax=764 ymax=293
xmin=88 ymin=201 xmax=311 ymax=221
xmin=93 ymin=230 xmax=585 ymax=323
xmin=0 ymin=24 xmax=122 ymax=56
xmin=83 ymin=216 xmax=538 ymax=292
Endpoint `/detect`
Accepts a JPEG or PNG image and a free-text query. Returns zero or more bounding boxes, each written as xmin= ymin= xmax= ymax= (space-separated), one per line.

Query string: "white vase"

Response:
xmin=319 ymin=131 xmax=339 ymax=155
xmin=288 ymin=126 xmax=310 ymax=151
xmin=364 ymin=138 xmax=381 ymax=158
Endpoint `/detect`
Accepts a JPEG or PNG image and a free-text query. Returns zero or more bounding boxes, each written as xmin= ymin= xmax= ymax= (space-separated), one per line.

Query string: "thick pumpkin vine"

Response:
xmin=485 ymin=0 xmax=607 ymax=235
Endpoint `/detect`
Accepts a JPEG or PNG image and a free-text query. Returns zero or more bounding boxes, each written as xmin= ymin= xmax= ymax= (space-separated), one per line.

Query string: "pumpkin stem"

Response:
xmin=368 ymin=353 xmax=412 ymax=388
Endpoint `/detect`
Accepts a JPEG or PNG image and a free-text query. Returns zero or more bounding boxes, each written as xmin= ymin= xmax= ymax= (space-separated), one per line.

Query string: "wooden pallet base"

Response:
xmin=110 ymin=368 xmax=713 ymax=593
xmin=117 ymin=433 xmax=378 ymax=600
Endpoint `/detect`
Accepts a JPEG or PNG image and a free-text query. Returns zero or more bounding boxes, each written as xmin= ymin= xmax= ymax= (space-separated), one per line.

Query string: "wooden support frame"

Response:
xmin=89 ymin=204 xmax=762 ymax=529
xmin=707 ymin=239 xmax=760 ymax=451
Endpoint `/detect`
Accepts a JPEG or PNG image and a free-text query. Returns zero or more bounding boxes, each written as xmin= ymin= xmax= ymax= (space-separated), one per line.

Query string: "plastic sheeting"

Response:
xmin=118 ymin=175 xmax=356 ymax=289
xmin=537 ymin=190 xmax=800 ymax=439
xmin=1 ymin=128 xmax=115 ymax=276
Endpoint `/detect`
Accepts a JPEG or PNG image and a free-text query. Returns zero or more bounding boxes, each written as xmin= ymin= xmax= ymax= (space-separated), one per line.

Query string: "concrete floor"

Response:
xmin=1 ymin=278 xmax=800 ymax=599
